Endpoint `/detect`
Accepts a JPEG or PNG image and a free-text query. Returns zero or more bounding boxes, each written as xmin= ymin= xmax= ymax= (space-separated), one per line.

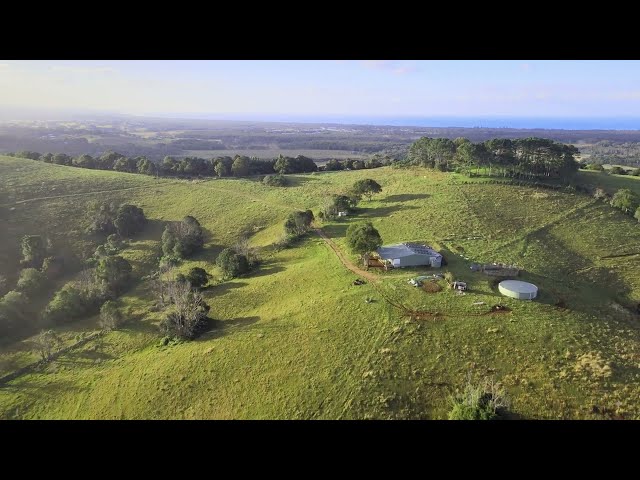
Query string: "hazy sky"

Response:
xmin=1 ymin=60 xmax=640 ymax=118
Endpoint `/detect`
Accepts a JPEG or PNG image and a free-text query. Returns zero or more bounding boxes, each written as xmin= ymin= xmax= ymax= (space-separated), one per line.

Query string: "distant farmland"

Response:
xmin=182 ymin=149 xmax=368 ymax=161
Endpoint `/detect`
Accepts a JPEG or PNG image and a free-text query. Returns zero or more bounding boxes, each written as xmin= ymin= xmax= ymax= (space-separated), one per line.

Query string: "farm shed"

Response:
xmin=498 ymin=280 xmax=538 ymax=300
xmin=376 ymin=242 xmax=442 ymax=268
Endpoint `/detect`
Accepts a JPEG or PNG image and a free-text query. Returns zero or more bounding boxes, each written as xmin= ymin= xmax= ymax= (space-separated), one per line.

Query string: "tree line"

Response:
xmin=6 ymin=150 xmax=389 ymax=179
xmin=405 ymin=137 xmax=580 ymax=183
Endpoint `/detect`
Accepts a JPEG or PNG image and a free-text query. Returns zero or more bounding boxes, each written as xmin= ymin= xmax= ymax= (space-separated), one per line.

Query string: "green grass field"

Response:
xmin=1 ymin=156 xmax=640 ymax=419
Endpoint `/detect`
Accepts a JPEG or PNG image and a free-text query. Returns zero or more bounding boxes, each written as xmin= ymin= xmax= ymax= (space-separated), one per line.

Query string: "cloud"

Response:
xmin=49 ymin=65 xmax=116 ymax=74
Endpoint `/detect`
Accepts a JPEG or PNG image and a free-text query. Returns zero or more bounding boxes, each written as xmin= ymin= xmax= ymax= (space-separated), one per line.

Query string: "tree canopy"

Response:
xmin=346 ymin=222 xmax=383 ymax=258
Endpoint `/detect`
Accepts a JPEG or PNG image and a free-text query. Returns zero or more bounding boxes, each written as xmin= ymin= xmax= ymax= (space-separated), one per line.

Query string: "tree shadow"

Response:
xmin=207 ymin=281 xmax=248 ymax=297
xmin=321 ymin=223 xmax=349 ymax=239
xmin=359 ymin=204 xmax=418 ymax=218
xmin=199 ymin=316 xmax=261 ymax=339
xmin=242 ymin=264 xmax=285 ymax=279
xmin=382 ymin=194 xmax=430 ymax=203
xmin=135 ymin=218 xmax=166 ymax=242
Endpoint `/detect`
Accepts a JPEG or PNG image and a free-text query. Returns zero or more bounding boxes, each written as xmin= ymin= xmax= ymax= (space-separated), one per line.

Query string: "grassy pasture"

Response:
xmin=1 ymin=157 xmax=640 ymax=419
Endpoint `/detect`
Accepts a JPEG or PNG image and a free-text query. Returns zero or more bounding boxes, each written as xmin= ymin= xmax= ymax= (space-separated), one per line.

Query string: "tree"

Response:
xmin=610 ymin=188 xmax=639 ymax=215
xmin=95 ymin=255 xmax=132 ymax=295
xmin=216 ymin=248 xmax=250 ymax=278
xmin=231 ymin=155 xmax=250 ymax=177
xmin=16 ymin=268 xmax=46 ymax=297
xmin=351 ymin=179 xmax=382 ymax=201
xmin=73 ymin=154 xmax=96 ymax=169
xmin=34 ymin=330 xmax=61 ymax=362
xmin=214 ymin=161 xmax=230 ymax=177
xmin=284 ymin=210 xmax=314 ymax=237
xmin=609 ymin=166 xmax=627 ymax=175
xmin=635 ymin=206 xmax=640 ymax=223
xmin=160 ymin=278 xmax=210 ymax=340
xmin=185 ymin=267 xmax=210 ymax=289
xmin=346 ymin=222 xmax=382 ymax=260
xmin=52 ymin=153 xmax=72 ymax=166
xmin=161 ymin=216 xmax=205 ymax=258
xmin=0 ymin=291 xmax=27 ymax=337
xmin=162 ymin=156 xmax=179 ymax=174
xmin=113 ymin=204 xmax=147 ymax=238
xmin=99 ymin=300 xmax=123 ymax=330
xmin=632 ymin=168 xmax=640 ymax=177
xmin=86 ymin=201 xmax=118 ymax=234
xmin=136 ymin=157 xmax=156 ymax=175
xmin=113 ymin=157 xmax=137 ymax=172
xmin=42 ymin=256 xmax=64 ymax=279
xmin=21 ymin=235 xmax=47 ymax=269
xmin=98 ymin=151 xmax=125 ymax=170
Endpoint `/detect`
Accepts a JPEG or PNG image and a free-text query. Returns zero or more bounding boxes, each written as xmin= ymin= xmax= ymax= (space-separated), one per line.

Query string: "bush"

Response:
xmin=609 ymin=166 xmax=627 ymax=175
xmin=43 ymin=284 xmax=102 ymax=326
xmin=448 ymin=375 xmax=510 ymax=420
xmin=42 ymin=256 xmax=64 ymax=279
xmin=263 ymin=174 xmax=288 ymax=187
xmin=586 ymin=163 xmax=605 ymax=172
xmin=632 ymin=168 xmax=640 ymax=177
xmin=99 ymin=300 xmax=123 ymax=330
xmin=185 ymin=267 xmax=210 ymax=289
xmin=284 ymin=210 xmax=314 ymax=237
xmin=16 ymin=268 xmax=47 ymax=297
xmin=610 ymin=188 xmax=639 ymax=215
xmin=159 ymin=281 xmax=210 ymax=340
xmin=216 ymin=248 xmax=250 ymax=279
xmin=635 ymin=206 xmax=640 ymax=223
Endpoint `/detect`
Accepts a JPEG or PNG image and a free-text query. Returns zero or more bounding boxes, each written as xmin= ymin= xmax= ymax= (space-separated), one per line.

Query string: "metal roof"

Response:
xmin=377 ymin=243 xmax=442 ymax=259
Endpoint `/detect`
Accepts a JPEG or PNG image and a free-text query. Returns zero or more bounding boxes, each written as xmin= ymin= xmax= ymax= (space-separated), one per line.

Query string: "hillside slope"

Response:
xmin=1 ymin=157 xmax=640 ymax=419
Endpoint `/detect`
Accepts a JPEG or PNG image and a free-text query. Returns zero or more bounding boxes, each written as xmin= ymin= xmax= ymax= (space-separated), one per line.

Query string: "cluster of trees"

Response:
xmin=157 ymin=271 xmax=210 ymax=340
xmin=9 ymin=150 xmax=323 ymax=179
xmin=579 ymin=141 xmax=640 ymax=167
xmin=86 ymin=202 xmax=147 ymax=238
xmin=284 ymin=210 xmax=315 ymax=238
xmin=161 ymin=216 xmax=205 ymax=264
xmin=316 ymin=179 xmax=382 ymax=222
xmin=608 ymin=189 xmax=640 ymax=221
xmin=406 ymin=137 xmax=580 ymax=182
xmin=322 ymin=156 xmax=393 ymax=171
xmin=0 ymin=235 xmax=66 ymax=339
xmin=582 ymin=164 xmax=640 ymax=176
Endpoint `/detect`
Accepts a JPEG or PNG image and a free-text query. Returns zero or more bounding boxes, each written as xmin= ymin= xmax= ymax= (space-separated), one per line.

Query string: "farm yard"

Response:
xmin=1 ymin=156 xmax=640 ymax=419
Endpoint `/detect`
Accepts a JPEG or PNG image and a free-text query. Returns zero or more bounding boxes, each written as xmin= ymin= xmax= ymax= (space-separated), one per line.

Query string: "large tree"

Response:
xmin=113 ymin=204 xmax=147 ymax=238
xmin=231 ymin=155 xmax=250 ymax=177
xmin=346 ymin=222 xmax=382 ymax=259
xmin=216 ymin=248 xmax=250 ymax=279
xmin=351 ymin=179 xmax=382 ymax=201
xmin=284 ymin=210 xmax=315 ymax=237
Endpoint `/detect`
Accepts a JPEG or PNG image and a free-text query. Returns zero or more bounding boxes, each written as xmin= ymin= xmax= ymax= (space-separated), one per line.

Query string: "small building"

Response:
xmin=337 ymin=211 xmax=348 ymax=217
xmin=376 ymin=242 xmax=443 ymax=268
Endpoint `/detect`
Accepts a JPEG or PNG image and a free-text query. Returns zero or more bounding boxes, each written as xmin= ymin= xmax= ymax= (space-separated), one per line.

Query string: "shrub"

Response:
xmin=159 ymin=280 xmax=210 ymax=340
xmin=216 ymin=248 xmax=250 ymax=279
xmin=42 ymin=256 xmax=64 ymax=279
xmin=21 ymin=235 xmax=48 ymax=269
xmin=43 ymin=284 xmax=102 ymax=326
xmin=610 ymin=188 xmax=639 ymax=215
xmin=448 ymin=375 xmax=510 ymax=420
xmin=635 ymin=206 xmax=640 ymax=223
xmin=631 ymin=168 xmax=640 ymax=177
xmin=586 ymin=163 xmax=605 ymax=172
xmin=284 ymin=210 xmax=315 ymax=237
xmin=95 ymin=255 xmax=133 ymax=296
xmin=113 ymin=204 xmax=147 ymax=238
xmin=609 ymin=166 xmax=627 ymax=175
xmin=16 ymin=268 xmax=47 ymax=297
xmin=444 ymin=272 xmax=454 ymax=284
xmin=185 ymin=267 xmax=210 ymax=289
xmin=99 ymin=300 xmax=123 ymax=331
xmin=263 ymin=174 xmax=288 ymax=187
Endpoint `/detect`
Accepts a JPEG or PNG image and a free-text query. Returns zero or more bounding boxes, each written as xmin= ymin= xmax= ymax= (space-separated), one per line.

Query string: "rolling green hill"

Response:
xmin=1 ymin=156 xmax=640 ymax=419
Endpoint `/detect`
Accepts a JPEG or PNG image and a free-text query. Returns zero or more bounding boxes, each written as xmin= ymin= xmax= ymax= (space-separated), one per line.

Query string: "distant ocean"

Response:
xmin=174 ymin=114 xmax=640 ymax=131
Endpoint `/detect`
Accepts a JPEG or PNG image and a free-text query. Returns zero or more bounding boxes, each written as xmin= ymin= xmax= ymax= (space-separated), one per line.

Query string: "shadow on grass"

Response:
xmin=207 ymin=281 xmax=248 ymax=297
xmin=200 ymin=316 xmax=261 ymax=339
xmin=359 ymin=204 xmax=418 ymax=218
xmin=382 ymin=193 xmax=430 ymax=203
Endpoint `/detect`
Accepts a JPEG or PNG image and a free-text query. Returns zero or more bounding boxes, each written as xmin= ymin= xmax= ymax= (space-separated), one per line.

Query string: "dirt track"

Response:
xmin=313 ymin=229 xmax=380 ymax=283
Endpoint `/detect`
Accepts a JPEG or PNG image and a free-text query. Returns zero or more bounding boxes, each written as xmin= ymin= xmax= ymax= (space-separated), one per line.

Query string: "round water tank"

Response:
xmin=498 ymin=280 xmax=538 ymax=300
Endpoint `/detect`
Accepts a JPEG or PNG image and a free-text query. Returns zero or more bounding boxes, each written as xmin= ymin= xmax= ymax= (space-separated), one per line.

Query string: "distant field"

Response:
xmin=182 ymin=149 xmax=367 ymax=161
xmin=2 ymin=157 xmax=640 ymax=419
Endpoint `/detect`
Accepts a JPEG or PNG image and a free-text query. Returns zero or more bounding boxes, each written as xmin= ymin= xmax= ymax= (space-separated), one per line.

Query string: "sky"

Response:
xmin=1 ymin=60 xmax=640 ymax=121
